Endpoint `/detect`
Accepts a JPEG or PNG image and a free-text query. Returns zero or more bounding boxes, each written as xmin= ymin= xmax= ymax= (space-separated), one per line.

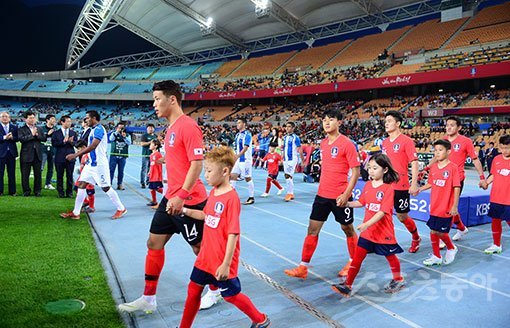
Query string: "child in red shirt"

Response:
xmin=418 ymin=139 xmax=461 ymax=266
xmin=73 ymin=140 xmax=95 ymax=214
xmin=260 ymin=142 xmax=284 ymax=197
xmin=481 ymin=135 xmax=510 ymax=254
xmin=179 ymin=146 xmax=270 ymax=328
xmin=147 ymin=139 xmax=164 ymax=207
xmin=331 ymin=153 xmax=405 ymax=297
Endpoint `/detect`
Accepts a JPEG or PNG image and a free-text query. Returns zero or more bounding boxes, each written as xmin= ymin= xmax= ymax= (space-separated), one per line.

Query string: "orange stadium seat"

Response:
xmin=230 ymin=51 xmax=297 ymax=78
xmin=381 ymin=63 xmax=423 ymax=76
xmin=446 ymin=21 xmax=510 ymax=49
xmin=464 ymin=2 xmax=510 ymax=30
xmin=326 ymin=27 xmax=410 ymax=68
xmin=391 ymin=18 xmax=468 ymax=53
xmin=214 ymin=59 xmax=246 ymax=77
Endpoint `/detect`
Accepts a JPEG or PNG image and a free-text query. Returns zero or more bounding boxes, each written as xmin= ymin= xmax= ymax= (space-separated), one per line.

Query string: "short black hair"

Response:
xmin=23 ymin=110 xmax=35 ymax=119
xmin=269 ymin=142 xmax=278 ymax=147
xmin=116 ymin=122 xmax=126 ymax=127
xmin=150 ymin=138 xmax=162 ymax=149
xmin=45 ymin=114 xmax=55 ymax=121
xmin=323 ymin=108 xmax=343 ymax=120
xmin=152 ymin=80 xmax=182 ymax=104
xmin=60 ymin=115 xmax=70 ymax=123
xmin=238 ymin=118 xmax=247 ymax=124
xmin=489 ymin=142 xmax=495 ymax=146
xmin=75 ymin=139 xmax=87 ymax=148
xmin=433 ymin=139 xmax=451 ymax=150
xmin=369 ymin=153 xmax=400 ymax=184
xmin=500 ymin=134 xmax=510 ymax=145
xmin=86 ymin=110 xmax=100 ymax=122
xmin=147 ymin=123 xmax=155 ymax=128
xmin=446 ymin=116 xmax=461 ymax=127
xmin=286 ymin=122 xmax=295 ymax=127
xmin=385 ymin=110 xmax=404 ymax=124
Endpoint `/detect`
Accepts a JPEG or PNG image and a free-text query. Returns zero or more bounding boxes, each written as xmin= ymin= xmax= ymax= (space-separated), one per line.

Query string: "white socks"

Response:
xmin=106 ymin=188 xmax=125 ymax=211
xmin=247 ymin=180 xmax=254 ymax=197
xmin=142 ymin=295 xmax=157 ymax=305
xmin=286 ymin=178 xmax=294 ymax=194
xmin=73 ymin=188 xmax=87 ymax=216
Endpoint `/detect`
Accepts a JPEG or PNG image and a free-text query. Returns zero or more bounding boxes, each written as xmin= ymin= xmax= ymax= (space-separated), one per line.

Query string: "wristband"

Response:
xmin=479 ymin=174 xmax=485 ymax=180
xmin=424 ymin=166 xmax=430 ymax=172
xmin=177 ymin=188 xmax=190 ymax=200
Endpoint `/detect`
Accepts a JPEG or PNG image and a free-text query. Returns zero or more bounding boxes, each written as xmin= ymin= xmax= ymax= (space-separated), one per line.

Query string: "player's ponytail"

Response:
xmin=369 ymin=153 xmax=400 ymax=184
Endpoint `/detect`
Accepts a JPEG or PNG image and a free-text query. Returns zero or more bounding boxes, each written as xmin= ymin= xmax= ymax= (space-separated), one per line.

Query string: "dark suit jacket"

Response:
xmin=18 ymin=125 xmax=45 ymax=163
xmin=0 ymin=123 xmax=18 ymax=158
xmin=52 ymin=128 xmax=77 ymax=163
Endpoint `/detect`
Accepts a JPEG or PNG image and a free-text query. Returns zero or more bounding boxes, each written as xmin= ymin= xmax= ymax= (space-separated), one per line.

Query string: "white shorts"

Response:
xmin=284 ymin=160 xmax=298 ymax=176
xmin=232 ymin=159 xmax=252 ymax=178
xmin=79 ymin=164 xmax=111 ymax=188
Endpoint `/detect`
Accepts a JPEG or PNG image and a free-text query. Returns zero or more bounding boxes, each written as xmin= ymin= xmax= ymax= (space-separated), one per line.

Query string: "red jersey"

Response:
xmin=490 ymin=154 xmax=510 ymax=205
xmin=428 ymin=161 xmax=461 ymax=218
xmin=263 ymin=152 xmax=282 ymax=175
xmin=164 ymin=115 xmax=207 ymax=205
xmin=318 ymin=135 xmax=360 ymax=199
xmin=149 ymin=151 xmax=163 ymax=182
xmin=195 ymin=188 xmax=241 ymax=279
xmin=358 ymin=181 xmax=397 ymax=244
xmin=382 ymin=134 xmax=418 ymax=190
xmin=444 ymin=134 xmax=477 ymax=181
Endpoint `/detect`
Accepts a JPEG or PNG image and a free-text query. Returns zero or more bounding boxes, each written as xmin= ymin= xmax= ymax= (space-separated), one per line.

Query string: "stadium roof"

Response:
xmin=67 ymin=0 xmax=450 ymax=69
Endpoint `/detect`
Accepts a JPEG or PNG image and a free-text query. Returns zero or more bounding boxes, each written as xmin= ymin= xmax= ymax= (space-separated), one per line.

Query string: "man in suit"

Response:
xmin=18 ymin=110 xmax=45 ymax=196
xmin=486 ymin=141 xmax=500 ymax=173
xmin=0 ymin=111 xmax=18 ymax=196
xmin=41 ymin=114 xmax=56 ymax=190
xmin=52 ymin=115 xmax=76 ymax=198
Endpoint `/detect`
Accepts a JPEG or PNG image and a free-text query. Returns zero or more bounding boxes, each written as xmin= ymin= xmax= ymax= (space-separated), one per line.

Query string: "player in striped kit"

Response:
xmin=282 ymin=122 xmax=305 ymax=202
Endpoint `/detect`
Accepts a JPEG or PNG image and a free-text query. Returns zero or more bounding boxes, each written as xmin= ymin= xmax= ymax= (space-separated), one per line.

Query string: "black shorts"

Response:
xmin=427 ymin=215 xmax=453 ymax=233
xmin=310 ymin=195 xmax=354 ymax=225
xmin=190 ymin=267 xmax=241 ymax=298
xmin=394 ymin=190 xmax=410 ymax=214
xmin=268 ymin=173 xmax=279 ymax=180
xmin=148 ymin=181 xmax=164 ymax=190
xmin=488 ymin=202 xmax=510 ymax=221
xmin=358 ymin=237 xmax=403 ymax=256
xmin=258 ymin=150 xmax=267 ymax=159
xmin=150 ymin=197 xmax=206 ymax=246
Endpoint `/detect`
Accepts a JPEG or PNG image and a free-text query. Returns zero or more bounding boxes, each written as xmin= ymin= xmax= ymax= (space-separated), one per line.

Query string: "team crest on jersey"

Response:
xmin=331 ymin=147 xmax=339 ymax=158
xmin=376 ymin=191 xmax=384 ymax=201
xmin=393 ymin=144 xmax=400 ymax=151
xmin=498 ymin=168 xmax=509 ymax=176
xmin=453 ymin=143 xmax=461 ymax=151
xmin=169 ymin=132 xmax=176 ymax=146
xmin=443 ymin=171 xmax=450 ymax=179
xmin=214 ymin=202 xmax=225 ymax=215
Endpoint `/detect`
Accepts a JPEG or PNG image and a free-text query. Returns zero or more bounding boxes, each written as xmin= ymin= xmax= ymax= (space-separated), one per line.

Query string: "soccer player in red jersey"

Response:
xmin=118 ymin=80 xmax=220 ymax=314
xmin=382 ymin=111 xmax=421 ymax=252
xmin=425 ymin=116 xmax=486 ymax=244
xmin=284 ymin=108 xmax=360 ymax=280
xmin=480 ymin=135 xmax=510 ymax=254
xmin=260 ymin=142 xmax=284 ymax=197
xmin=331 ymin=153 xmax=405 ymax=297
xmin=146 ymin=139 xmax=164 ymax=207
xmin=179 ymin=146 xmax=270 ymax=328
xmin=418 ymin=140 xmax=461 ymax=266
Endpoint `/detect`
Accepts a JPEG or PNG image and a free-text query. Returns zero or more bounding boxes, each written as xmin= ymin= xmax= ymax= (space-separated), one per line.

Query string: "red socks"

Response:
xmin=346 ymin=235 xmax=358 ymax=259
xmin=452 ymin=214 xmax=466 ymax=231
xmin=144 ymin=248 xmax=165 ymax=295
xmin=492 ymin=218 xmax=503 ymax=246
xmin=301 ymin=235 xmax=319 ymax=263
xmin=439 ymin=233 xmax=455 ymax=250
xmin=265 ymin=178 xmax=271 ymax=193
xmin=430 ymin=233 xmax=440 ymax=258
xmin=179 ymin=281 xmax=203 ymax=328
xmin=150 ymin=190 xmax=157 ymax=203
xmin=87 ymin=195 xmax=95 ymax=208
xmin=272 ymin=179 xmax=282 ymax=190
xmin=385 ymin=255 xmax=403 ymax=281
xmin=403 ymin=218 xmax=420 ymax=240
xmin=345 ymin=246 xmax=368 ymax=286
xmin=224 ymin=293 xmax=265 ymax=324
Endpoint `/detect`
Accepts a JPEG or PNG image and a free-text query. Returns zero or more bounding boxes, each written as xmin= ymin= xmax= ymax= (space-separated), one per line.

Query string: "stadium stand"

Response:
xmin=0 ymin=79 xmax=30 ymax=91
xmin=115 ymin=68 xmax=156 ymax=80
xmin=27 ymin=80 xmax=71 ymax=92
xmin=446 ymin=21 xmax=510 ymax=49
xmin=464 ymin=89 xmax=510 ymax=107
xmin=230 ymin=51 xmax=297 ymax=78
xmin=380 ymin=63 xmax=423 ymax=76
xmin=151 ymin=64 xmax=200 ymax=80
xmin=214 ymin=59 xmax=245 ymax=77
xmin=189 ymin=62 xmax=225 ymax=79
xmin=115 ymin=83 xmax=153 ymax=94
xmin=70 ymin=82 xmax=118 ymax=93
xmin=463 ymin=2 xmax=510 ymax=30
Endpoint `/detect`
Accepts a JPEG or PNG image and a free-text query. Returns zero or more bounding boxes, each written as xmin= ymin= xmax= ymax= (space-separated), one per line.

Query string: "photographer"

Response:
xmin=109 ymin=122 xmax=131 ymax=190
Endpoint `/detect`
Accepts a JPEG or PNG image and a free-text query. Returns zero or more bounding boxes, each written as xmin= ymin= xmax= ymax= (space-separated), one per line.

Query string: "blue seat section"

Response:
xmin=151 ymin=64 xmax=200 ymax=80
xmin=115 ymin=68 xmax=156 ymax=80
xmin=70 ymin=82 xmax=118 ymax=94
xmin=26 ymin=80 xmax=71 ymax=92
xmin=115 ymin=83 xmax=153 ymax=94
xmin=0 ymin=79 xmax=30 ymax=91
xmin=189 ymin=61 xmax=224 ymax=79
xmin=0 ymin=100 xmax=35 ymax=115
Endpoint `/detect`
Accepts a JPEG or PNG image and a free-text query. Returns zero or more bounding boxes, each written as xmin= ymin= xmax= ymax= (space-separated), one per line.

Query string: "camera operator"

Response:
xmin=109 ymin=122 xmax=131 ymax=190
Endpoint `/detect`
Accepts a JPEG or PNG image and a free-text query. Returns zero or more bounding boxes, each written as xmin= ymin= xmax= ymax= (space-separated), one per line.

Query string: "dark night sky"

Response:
xmin=0 ymin=0 xmax=158 ymax=74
